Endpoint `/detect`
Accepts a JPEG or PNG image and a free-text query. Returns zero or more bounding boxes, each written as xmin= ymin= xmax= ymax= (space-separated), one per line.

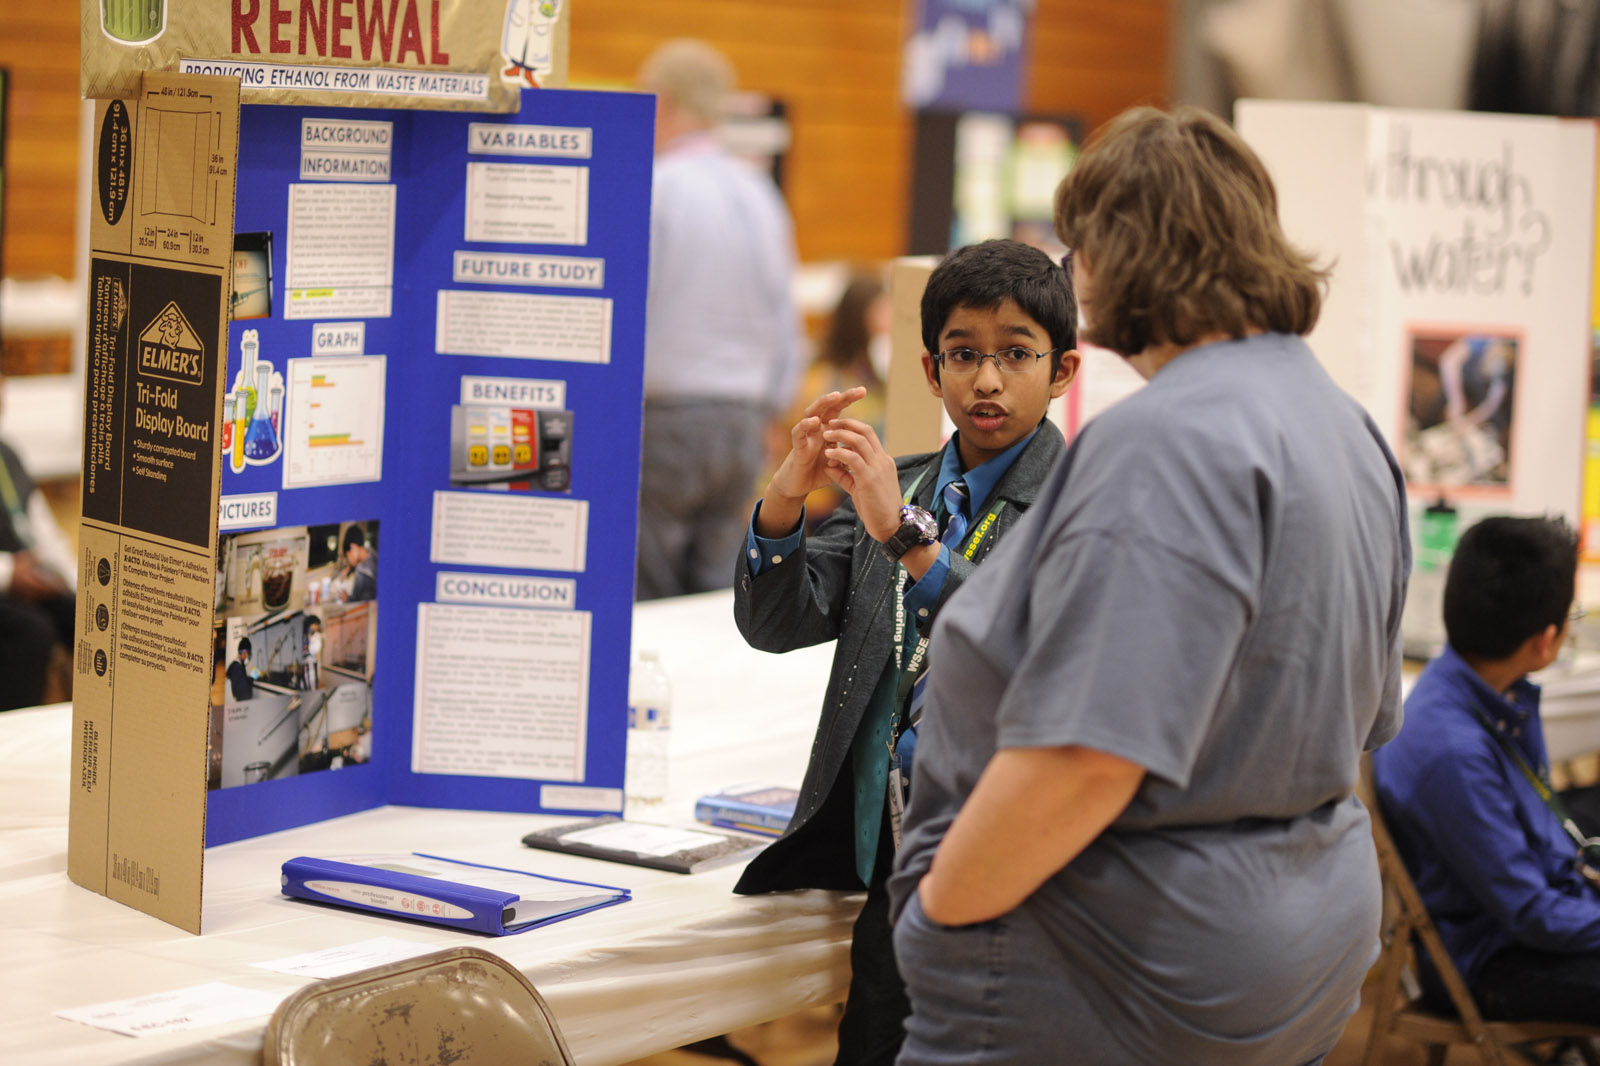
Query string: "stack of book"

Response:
xmin=694 ymin=784 xmax=798 ymax=838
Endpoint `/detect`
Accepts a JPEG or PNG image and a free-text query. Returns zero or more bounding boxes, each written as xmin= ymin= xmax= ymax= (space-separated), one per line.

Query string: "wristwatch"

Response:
xmin=879 ymin=504 xmax=938 ymax=563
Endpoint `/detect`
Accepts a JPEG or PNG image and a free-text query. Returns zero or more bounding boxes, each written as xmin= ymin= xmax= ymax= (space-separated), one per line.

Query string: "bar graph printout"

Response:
xmin=283 ymin=356 xmax=387 ymax=489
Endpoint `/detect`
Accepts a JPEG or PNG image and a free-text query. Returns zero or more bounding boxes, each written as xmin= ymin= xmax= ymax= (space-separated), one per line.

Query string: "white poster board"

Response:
xmin=1238 ymin=100 xmax=1596 ymax=522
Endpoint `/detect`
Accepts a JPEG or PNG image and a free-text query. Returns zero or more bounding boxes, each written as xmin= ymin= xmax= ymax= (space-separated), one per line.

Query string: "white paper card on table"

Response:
xmin=55 ymin=981 xmax=283 ymax=1038
xmin=252 ymin=936 xmax=435 ymax=979
xmin=559 ymin=821 xmax=732 ymax=857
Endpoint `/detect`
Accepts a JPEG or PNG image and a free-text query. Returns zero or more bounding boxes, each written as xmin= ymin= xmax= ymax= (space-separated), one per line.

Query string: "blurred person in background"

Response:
xmin=634 ymin=38 xmax=802 ymax=601
xmin=792 ymin=271 xmax=891 ymax=530
xmin=0 ymin=369 xmax=77 ymax=710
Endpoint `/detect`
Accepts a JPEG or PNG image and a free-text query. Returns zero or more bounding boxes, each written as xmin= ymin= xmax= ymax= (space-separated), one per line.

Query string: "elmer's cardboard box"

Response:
xmin=64 ymin=70 xmax=661 ymax=935
xmin=70 ymin=71 xmax=241 ymax=933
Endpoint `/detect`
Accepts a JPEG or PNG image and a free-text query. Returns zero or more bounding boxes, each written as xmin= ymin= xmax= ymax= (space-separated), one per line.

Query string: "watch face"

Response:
xmin=901 ymin=504 xmax=938 ymax=541
xmin=881 ymin=504 xmax=938 ymax=563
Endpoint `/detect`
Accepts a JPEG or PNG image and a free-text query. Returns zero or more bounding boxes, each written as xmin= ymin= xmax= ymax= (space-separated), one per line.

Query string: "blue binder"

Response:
xmin=281 ymin=852 xmax=630 ymax=936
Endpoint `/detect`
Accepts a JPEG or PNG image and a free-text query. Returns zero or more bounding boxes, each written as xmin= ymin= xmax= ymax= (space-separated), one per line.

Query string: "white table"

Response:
xmin=0 ymin=590 xmax=859 ymax=1066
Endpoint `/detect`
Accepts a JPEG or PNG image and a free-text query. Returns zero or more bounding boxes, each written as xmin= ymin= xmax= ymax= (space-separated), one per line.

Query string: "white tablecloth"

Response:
xmin=0 ymin=590 xmax=859 ymax=1066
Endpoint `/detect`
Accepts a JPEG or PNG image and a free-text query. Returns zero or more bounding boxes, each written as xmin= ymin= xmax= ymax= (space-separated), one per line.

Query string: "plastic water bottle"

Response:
xmin=1401 ymin=497 xmax=1458 ymax=659
xmin=626 ymin=650 xmax=672 ymax=809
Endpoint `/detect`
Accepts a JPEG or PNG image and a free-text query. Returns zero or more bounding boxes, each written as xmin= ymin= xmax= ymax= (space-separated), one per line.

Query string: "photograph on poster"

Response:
xmin=1403 ymin=329 xmax=1519 ymax=490
xmin=315 ymin=519 xmax=379 ymax=604
xmin=448 ymin=404 xmax=572 ymax=492
xmin=216 ymin=526 xmax=310 ymax=618
xmin=206 ymin=602 xmax=376 ymax=791
xmin=230 ymin=232 xmax=273 ymax=320
xmin=216 ymin=520 xmax=378 ymax=615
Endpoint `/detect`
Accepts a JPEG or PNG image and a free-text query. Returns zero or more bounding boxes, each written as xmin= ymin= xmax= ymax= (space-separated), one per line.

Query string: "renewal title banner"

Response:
xmin=82 ymin=0 xmax=572 ymax=113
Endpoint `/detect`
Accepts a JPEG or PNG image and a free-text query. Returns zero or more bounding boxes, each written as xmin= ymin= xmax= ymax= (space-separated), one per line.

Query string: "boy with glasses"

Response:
xmin=730 ymin=239 xmax=1078 ymax=1066
xmin=1375 ymin=516 xmax=1600 ymax=1025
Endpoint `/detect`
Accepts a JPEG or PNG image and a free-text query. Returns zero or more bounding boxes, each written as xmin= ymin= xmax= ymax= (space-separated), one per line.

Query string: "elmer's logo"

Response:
xmin=137 ymin=302 xmax=205 ymax=386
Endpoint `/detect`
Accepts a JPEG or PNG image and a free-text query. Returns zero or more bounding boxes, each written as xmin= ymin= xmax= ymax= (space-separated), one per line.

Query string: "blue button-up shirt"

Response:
xmin=745 ymin=428 xmax=1037 ymax=619
xmin=1373 ymin=644 xmax=1600 ymax=981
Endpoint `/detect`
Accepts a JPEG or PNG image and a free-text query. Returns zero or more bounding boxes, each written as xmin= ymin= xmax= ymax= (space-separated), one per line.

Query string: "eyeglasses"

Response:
xmin=1564 ymin=603 xmax=1588 ymax=651
xmin=934 ymin=346 xmax=1057 ymax=375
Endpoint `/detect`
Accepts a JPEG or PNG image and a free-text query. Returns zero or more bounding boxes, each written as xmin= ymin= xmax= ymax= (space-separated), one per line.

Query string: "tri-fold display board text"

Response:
xmin=68 ymin=71 xmax=654 ymax=933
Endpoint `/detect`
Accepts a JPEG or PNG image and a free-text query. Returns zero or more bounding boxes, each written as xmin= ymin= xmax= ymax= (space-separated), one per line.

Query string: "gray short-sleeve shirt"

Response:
xmin=889 ymin=333 xmax=1409 ymax=1064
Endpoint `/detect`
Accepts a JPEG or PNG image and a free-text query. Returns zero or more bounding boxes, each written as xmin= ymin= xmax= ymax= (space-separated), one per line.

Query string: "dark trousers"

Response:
xmin=635 ymin=399 xmax=766 ymax=601
xmin=1422 ymin=945 xmax=1600 ymax=1024
xmin=0 ymin=593 xmax=73 ymax=710
xmin=835 ymin=823 xmax=910 ymax=1066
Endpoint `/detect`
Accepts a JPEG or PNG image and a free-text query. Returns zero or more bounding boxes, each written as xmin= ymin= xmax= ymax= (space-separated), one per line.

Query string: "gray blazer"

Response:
xmin=732 ymin=422 xmax=1065 ymax=893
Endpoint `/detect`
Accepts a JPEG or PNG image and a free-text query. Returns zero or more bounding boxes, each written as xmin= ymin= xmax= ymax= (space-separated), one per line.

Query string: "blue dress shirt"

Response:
xmin=1373 ymin=644 xmax=1600 ymax=981
xmin=744 ymin=428 xmax=1038 ymax=620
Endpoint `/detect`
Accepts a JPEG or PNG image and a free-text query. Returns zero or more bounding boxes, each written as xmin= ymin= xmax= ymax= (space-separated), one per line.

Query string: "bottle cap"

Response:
xmin=1418 ymin=496 xmax=1459 ymax=570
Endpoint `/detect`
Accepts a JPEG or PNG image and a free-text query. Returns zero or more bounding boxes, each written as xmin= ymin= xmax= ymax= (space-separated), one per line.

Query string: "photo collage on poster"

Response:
xmin=207 ymin=520 xmax=379 ymax=791
xmin=1404 ymin=329 xmax=1520 ymax=492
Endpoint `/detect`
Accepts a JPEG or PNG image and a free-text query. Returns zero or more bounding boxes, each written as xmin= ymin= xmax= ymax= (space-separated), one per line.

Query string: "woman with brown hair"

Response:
xmin=886 ymin=106 xmax=1411 ymax=1065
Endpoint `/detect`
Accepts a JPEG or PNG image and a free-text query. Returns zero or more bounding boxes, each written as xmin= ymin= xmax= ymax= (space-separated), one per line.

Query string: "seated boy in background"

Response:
xmin=730 ymin=239 xmax=1078 ymax=1066
xmin=1375 ymin=515 xmax=1600 ymax=1024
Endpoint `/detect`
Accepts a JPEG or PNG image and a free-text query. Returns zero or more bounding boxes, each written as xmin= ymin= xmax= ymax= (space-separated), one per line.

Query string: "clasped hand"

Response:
xmin=9 ymin=550 xmax=70 ymax=602
xmin=759 ymin=388 xmax=903 ymax=542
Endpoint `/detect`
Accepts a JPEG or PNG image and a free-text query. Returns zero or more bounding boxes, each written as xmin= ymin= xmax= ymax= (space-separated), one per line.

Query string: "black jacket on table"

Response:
xmin=731 ymin=422 xmax=1065 ymax=894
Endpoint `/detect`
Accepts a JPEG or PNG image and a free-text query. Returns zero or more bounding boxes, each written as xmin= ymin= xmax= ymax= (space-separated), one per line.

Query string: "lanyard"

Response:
xmin=888 ymin=470 xmax=1008 ymax=714
xmin=0 ymin=455 xmax=33 ymax=549
xmin=1464 ymin=699 xmax=1600 ymax=864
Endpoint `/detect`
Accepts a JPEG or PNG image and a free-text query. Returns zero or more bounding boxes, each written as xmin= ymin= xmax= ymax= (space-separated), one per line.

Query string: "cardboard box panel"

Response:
xmin=71 ymin=71 xmax=239 ymax=934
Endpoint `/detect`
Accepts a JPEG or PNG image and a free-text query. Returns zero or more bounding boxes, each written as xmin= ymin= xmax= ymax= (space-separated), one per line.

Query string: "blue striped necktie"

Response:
xmin=939 ymin=479 xmax=970 ymax=548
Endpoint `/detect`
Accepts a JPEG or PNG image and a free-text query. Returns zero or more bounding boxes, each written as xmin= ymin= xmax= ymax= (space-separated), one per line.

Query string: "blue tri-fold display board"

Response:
xmin=205 ymin=87 xmax=653 ymax=846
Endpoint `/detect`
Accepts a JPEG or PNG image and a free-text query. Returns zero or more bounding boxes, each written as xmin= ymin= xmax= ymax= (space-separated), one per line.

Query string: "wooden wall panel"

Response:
xmin=0 ymin=2 xmax=1171 ymax=279
xmin=572 ymin=0 xmax=1171 ymax=263
xmin=569 ymin=0 xmax=912 ymax=263
xmin=1 ymin=8 xmax=81 ymax=279
xmin=1027 ymin=0 xmax=1173 ymax=130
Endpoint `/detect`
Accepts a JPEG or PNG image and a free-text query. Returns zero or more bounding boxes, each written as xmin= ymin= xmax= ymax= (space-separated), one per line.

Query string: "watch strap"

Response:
xmin=879 ymin=505 xmax=937 ymax=563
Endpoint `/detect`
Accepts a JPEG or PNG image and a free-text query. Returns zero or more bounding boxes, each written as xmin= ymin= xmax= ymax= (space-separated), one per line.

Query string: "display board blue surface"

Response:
xmin=206 ymin=88 xmax=653 ymax=846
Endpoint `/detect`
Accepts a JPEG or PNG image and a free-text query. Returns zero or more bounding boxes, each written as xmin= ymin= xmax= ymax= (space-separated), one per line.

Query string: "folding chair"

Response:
xmin=264 ymin=945 xmax=577 ymax=1066
xmin=1358 ymin=761 xmax=1600 ymax=1066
